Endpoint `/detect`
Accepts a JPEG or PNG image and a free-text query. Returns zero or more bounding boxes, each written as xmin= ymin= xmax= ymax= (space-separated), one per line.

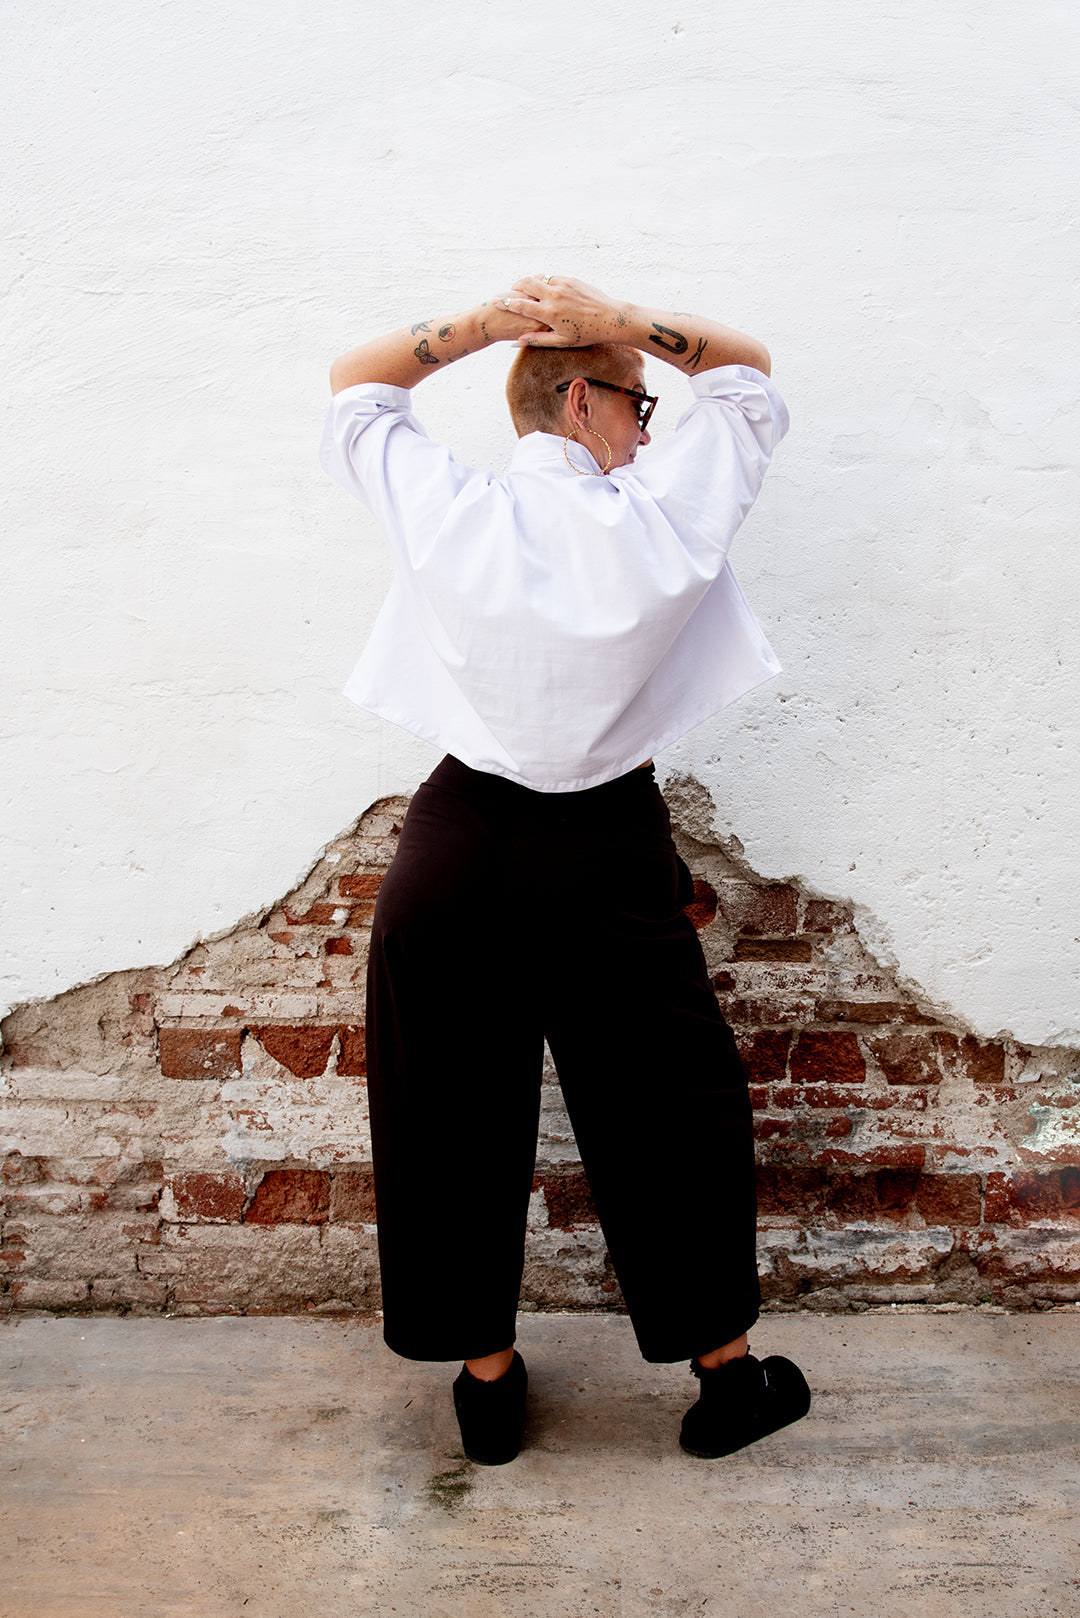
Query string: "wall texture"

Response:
xmin=2 ymin=0 xmax=1080 ymax=1053
xmin=3 ymin=786 xmax=1078 ymax=1317
xmin=2 ymin=1 xmax=1079 ymax=1313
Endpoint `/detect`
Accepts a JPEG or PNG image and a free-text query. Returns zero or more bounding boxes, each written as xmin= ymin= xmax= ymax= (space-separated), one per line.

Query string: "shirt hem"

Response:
xmin=343 ymin=665 xmax=782 ymax=793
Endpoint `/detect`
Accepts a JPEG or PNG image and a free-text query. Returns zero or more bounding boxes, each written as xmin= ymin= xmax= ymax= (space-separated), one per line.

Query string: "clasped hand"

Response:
xmin=495 ymin=275 xmax=632 ymax=348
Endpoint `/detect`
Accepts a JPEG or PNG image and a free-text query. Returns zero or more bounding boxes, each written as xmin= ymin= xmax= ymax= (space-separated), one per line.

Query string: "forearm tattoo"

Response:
xmin=686 ymin=336 xmax=708 ymax=370
xmin=648 ymin=322 xmax=689 ymax=356
xmin=410 ymin=320 xmax=432 ymax=335
xmin=413 ymin=338 xmax=439 ymax=365
xmin=438 ymin=323 xmax=456 ymax=342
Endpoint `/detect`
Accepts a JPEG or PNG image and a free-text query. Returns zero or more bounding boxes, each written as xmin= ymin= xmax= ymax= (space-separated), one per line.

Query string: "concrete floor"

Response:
xmin=2 ymin=1311 xmax=1079 ymax=1618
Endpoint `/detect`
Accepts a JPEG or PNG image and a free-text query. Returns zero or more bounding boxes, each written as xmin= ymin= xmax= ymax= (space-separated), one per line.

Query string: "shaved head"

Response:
xmin=505 ymin=343 xmax=643 ymax=436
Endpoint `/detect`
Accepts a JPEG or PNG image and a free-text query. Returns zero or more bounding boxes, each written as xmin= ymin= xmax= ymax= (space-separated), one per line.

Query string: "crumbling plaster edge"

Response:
xmin=1 ymin=775 xmax=1070 ymax=1061
xmin=661 ymin=769 xmax=1071 ymax=1054
xmin=0 ymin=799 xmax=399 ymax=1045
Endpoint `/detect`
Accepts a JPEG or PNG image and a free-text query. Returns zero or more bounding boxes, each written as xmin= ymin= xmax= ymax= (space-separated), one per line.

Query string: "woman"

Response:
xmin=321 ymin=275 xmax=810 ymax=1464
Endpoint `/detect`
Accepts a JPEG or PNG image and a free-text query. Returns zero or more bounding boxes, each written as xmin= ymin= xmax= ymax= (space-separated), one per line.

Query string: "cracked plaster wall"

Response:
xmin=3 ymin=3 xmax=1080 ymax=1062
xmin=2 ymin=790 xmax=1079 ymax=1317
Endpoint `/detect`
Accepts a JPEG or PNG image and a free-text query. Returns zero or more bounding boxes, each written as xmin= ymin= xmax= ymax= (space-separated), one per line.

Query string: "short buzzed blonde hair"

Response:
xmin=505 ymin=344 xmax=642 ymax=436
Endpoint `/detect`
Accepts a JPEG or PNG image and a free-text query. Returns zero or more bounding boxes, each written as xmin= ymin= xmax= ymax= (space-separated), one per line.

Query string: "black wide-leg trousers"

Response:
xmin=365 ymin=754 xmax=760 ymax=1364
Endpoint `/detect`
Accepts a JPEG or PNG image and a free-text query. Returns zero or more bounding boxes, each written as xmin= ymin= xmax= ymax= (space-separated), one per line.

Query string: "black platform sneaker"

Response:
xmin=679 ymin=1351 xmax=811 ymax=1458
xmin=452 ymin=1351 xmax=528 ymax=1465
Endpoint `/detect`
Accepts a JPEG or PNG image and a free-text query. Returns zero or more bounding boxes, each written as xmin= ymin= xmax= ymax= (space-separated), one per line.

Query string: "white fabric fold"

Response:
xmin=320 ymin=365 xmax=788 ymax=791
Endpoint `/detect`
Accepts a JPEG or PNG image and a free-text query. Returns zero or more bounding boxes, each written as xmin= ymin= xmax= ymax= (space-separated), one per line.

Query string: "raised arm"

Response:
xmin=496 ymin=275 xmax=772 ymax=378
xmin=329 ymin=298 xmax=550 ymax=395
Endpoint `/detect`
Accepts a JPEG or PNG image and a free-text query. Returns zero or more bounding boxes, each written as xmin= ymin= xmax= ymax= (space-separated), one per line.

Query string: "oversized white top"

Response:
xmin=320 ymin=365 xmax=789 ymax=792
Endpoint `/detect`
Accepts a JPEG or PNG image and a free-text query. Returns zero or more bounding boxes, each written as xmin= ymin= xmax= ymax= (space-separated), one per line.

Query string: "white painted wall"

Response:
xmin=3 ymin=0 xmax=1079 ymax=1044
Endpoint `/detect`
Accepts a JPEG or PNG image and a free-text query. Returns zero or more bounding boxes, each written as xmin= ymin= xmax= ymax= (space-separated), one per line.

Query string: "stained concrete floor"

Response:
xmin=2 ymin=1311 xmax=1079 ymax=1618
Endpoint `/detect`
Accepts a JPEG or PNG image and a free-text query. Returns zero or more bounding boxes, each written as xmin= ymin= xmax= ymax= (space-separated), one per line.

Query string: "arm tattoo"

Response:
xmin=685 ymin=336 xmax=708 ymax=371
xmin=413 ymin=338 xmax=439 ymax=365
xmin=648 ymin=322 xmax=689 ymax=356
xmin=438 ymin=323 xmax=456 ymax=342
xmin=410 ymin=320 xmax=432 ymax=335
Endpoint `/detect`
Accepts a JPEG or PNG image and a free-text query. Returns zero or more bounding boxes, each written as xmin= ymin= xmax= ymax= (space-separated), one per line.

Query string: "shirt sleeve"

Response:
xmin=614 ymin=364 xmax=789 ymax=561
xmin=319 ymin=382 xmax=485 ymax=566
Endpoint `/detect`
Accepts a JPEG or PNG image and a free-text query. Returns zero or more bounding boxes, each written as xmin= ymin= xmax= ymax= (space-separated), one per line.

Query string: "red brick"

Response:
xmin=250 ymin=1025 xmax=337 ymax=1079
xmin=245 ymin=1169 xmax=331 ymax=1224
xmin=1008 ymin=1167 xmax=1080 ymax=1222
xmin=337 ymin=1025 xmax=367 ymax=1077
xmin=815 ymin=1000 xmax=933 ymax=1025
xmin=826 ymin=1170 xmax=913 ymax=1220
xmin=984 ymin=1171 xmax=1011 ymax=1223
xmin=684 ymin=878 xmax=718 ymax=930
xmin=733 ymin=939 xmax=812 ymax=963
xmin=268 ymin=931 xmax=294 ymax=946
xmin=772 ymin=1084 xmax=927 ymax=1113
xmin=534 ymin=1169 xmax=598 ymax=1229
xmin=756 ymin=1165 xmax=828 ymax=1217
xmin=710 ymin=970 xmax=737 ymax=992
xmin=736 ymin=1030 xmax=791 ymax=1087
xmin=830 ymin=1144 xmax=926 ymax=1169
xmin=284 ymin=904 xmax=338 ymax=926
xmin=873 ymin=1169 xmax=921 ymax=1215
xmin=759 ymin=1167 xmax=987 ymax=1230
xmin=339 ymin=874 xmax=384 ymax=899
xmin=347 ymin=904 xmax=377 ymax=927
xmin=718 ymin=882 xmax=798 ymax=936
xmin=789 ymin=1031 xmax=865 ymax=1087
xmin=754 ymin=1117 xmax=792 ymax=1140
xmin=159 ymin=1028 xmax=242 ymax=1082
xmin=914 ymin=1174 xmax=983 ymax=1227
xmin=325 ymin=936 xmax=353 ymax=956
xmin=718 ymin=995 xmax=815 ymax=1026
xmin=867 ymin=1032 xmax=940 ymax=1087
xmin=748 ymin=1085 xmax=769 ymax=1110
xmin=167 ymin=1172 xmax=247 ymax=1223
xmin=1017 ymin=1143 xmax=1080 ymax=1165
xmin=936 ymin=1034 xmax=1006 ymax=1087
xmin=802 ymin=901 xmax=851 ymax=934
xmin=329 ymin=1166 xmax=377 ymax=1223
xmin=773 ymin=1084 xmax=861 ymax=1110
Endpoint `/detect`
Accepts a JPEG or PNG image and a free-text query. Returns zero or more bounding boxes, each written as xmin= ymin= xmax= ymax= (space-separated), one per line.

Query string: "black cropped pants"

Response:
xmin=365 ymin=754 xmax=760 ymax=1364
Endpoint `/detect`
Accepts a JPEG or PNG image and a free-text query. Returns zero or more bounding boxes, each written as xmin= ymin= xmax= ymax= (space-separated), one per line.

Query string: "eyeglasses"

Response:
xmin=554 ymin=377 xmax=658 ymax=432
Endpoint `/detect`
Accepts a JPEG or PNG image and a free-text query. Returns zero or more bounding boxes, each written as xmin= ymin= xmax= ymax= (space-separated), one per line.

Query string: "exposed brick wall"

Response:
xmin=2 ymin=786 xmax=1078 ymax=1318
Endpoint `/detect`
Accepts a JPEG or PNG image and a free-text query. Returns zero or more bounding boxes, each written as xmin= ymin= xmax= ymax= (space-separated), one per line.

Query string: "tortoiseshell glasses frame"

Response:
xmin=554 ymin=377 xmax=658 ymax=432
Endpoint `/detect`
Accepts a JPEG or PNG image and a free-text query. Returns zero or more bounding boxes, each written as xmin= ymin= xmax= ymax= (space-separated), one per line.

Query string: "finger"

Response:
xmin=511 ymin=276 xmax=556 ymax=297
xmin=515 ymin=331 xmax=574 ymax=348
xmin=496 ymin=296 xmax=547 ymax=321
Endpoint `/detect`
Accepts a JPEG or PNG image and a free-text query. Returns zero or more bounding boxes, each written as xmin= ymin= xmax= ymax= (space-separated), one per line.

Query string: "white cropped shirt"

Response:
xmin=320 ymin=364 xmax=788 ymax=792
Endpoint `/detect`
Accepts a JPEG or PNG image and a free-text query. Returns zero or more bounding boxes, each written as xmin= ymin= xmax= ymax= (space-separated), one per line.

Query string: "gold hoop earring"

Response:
xmin=563 ymin=428 xmax=613 ymax=476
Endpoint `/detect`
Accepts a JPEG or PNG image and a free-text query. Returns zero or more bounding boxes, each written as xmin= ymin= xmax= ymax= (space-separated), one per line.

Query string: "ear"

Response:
xmin=563 ymin=376 xmax=590 ymax=429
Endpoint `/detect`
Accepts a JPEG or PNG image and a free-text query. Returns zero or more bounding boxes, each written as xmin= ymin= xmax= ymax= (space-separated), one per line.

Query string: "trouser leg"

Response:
xmin=542 ymin=783 xmax=760 ymax=1363
xmin=366 ymin=774 xmax=544 ymax=1362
